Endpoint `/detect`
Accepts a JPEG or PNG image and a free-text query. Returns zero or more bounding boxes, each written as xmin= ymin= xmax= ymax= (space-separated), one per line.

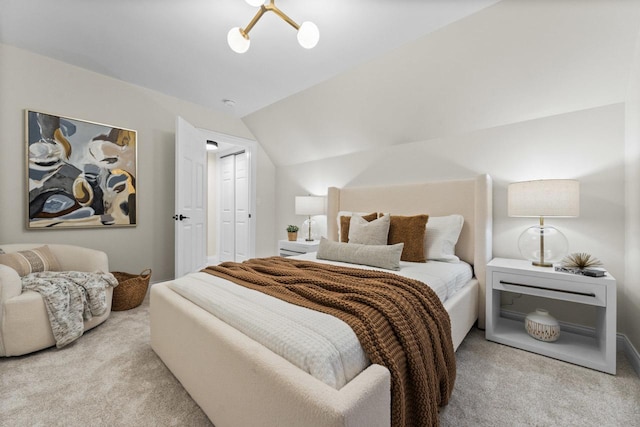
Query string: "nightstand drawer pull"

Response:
xmin=499 ymin=280 xmax=596 ymax=298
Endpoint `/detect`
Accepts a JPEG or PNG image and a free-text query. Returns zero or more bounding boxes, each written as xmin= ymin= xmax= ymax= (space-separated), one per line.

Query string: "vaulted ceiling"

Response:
xmin=0 ymin=0 xmax=498 ymax=117
xmin=2 ymin=1 xmax=639 ymax=167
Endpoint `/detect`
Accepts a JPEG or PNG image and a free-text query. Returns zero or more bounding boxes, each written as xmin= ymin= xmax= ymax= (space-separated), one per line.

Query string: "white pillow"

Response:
xmin=337 ymin=211 xmax=375 ymax=242
xmin=425 ymin=215 xmax=464 ymax=262
xmin=348 ymin=213 xmax=390 ymax=245
xmin=316 ymin=238 xmax=404 ymax=270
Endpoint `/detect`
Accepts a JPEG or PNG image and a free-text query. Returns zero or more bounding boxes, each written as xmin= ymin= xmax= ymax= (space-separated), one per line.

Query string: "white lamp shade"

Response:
xmin=508 ymin=179 xmax=580 ymax=218
xmin=227 ymin=27 xmax=250 ymax=53
xmin=245 ymin=0 xmax=264 ymax=6
xmin=297 ymin=21 xmax=319 ymax=49
xmin=295 ymin=196 xmax=325 ymax=216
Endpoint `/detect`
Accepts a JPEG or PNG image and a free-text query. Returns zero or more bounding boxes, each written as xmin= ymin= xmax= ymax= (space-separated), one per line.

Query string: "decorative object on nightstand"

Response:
xmin=556 ymin=253 xmax=606 ymax=276
xmin=508 ymin=179 xmax=580 ymax=267
xmin=563 ymin=252 xmax=602 ymax=269
xmin=295 ymin=195 xmax=326 ymax=241
xmin=286 ymin=224 xmax=299 ymax=241
xmin=524 ymin=308 xmax=560 ymax=342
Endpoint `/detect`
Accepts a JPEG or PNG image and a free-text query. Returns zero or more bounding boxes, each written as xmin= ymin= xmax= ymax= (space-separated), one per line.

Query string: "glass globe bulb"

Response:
xmin=517 ymin=224 xmax=568 ymax=267
xmin=227 ymin=27 xmax=250 ymax=54
xmin=245 ymin=0 xmax=264 ymax=6
xmin=297 ymin=21 xmax=319 ymax=49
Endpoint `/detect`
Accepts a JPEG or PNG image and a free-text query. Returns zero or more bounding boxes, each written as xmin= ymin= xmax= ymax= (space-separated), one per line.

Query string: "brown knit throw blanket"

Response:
xmin=202 ymin=257 xmax=456 ymax=427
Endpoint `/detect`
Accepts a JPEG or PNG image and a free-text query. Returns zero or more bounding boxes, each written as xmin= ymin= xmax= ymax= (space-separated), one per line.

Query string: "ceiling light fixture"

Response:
xmin=227 ymin=0 xmax=319 ymax=54
xmin=206 ymin=140 xmax=219 ymax=151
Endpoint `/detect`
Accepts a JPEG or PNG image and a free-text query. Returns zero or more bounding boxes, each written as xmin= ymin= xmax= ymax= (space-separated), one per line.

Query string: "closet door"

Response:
xmin=218 ymin=151 xmax=250 ymax=262
xmin=234 ymin=152 xmax=249 ymax=262
xmin=219 ymin=155 xmax=235 ymax=262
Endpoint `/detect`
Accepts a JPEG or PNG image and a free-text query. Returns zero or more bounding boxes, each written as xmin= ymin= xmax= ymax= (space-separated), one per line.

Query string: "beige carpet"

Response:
xmin=1 ymin=297 xmax=639 ymax=427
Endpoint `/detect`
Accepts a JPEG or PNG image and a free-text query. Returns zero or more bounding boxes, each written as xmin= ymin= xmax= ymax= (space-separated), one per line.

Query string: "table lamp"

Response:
xmin=508 ymin=179 xmax=580 ymax=267
xmin=295 ymin=196 xmax=325 ymax=241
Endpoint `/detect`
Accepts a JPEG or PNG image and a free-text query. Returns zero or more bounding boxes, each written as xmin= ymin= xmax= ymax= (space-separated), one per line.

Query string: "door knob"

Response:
xmin=173 ymin=214 xmax=190 ymax=221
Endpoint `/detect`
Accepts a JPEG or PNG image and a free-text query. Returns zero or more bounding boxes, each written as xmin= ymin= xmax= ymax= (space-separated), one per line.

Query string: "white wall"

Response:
xmin=256 ymin=144 xmax=277 ymax=257
xmin=0 ymin=43 xmax=276 ymax=282
xmin=277 ymin=104 xmax=626 ymax=327
xmin=624 ymin=31 xmax=640 ymax=353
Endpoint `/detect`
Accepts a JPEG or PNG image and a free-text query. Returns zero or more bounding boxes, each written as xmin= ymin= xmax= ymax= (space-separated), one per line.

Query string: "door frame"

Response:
xmin=199 ymin=129 xmax=257 ymax=262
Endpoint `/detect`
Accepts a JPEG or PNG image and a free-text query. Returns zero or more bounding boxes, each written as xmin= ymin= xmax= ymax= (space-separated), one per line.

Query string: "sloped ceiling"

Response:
xmin=0 ymin=0 xmax=498 ymax=117
xmin=244 ymin=0 xmax=640 ymax=166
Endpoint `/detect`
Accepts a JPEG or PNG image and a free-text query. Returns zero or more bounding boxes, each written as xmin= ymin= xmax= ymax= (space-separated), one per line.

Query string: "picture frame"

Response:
xmin=26 ymin=110 xmax=137 ymax=229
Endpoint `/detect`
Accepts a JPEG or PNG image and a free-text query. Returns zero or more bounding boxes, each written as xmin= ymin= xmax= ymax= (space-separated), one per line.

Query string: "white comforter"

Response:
xmin=168 ymin=256 xmax=472 ymax=389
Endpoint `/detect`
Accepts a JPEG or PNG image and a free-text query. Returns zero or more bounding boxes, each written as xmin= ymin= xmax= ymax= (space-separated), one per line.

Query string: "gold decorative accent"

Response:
xmin=561 ymin=252 xmax=602 ymax=270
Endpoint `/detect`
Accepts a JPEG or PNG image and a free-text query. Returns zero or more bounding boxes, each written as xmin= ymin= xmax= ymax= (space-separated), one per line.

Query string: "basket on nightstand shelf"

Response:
xmin=111 ymin=269 xmax=152 ymax=311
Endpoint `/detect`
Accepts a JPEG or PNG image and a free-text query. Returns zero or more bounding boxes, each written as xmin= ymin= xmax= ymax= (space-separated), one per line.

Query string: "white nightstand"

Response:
xmin=278 ymin=239 xmax=320 ymax=257
xmin=486 ymin=258 xmax=616 ymax=374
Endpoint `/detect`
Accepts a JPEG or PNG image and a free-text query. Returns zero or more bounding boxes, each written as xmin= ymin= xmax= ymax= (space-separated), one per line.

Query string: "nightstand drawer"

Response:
xmin=492 ymin=271 xmax=606 ymax=307
xmin=280 ymin=249 xmax=306 ymax=257
xmin=278 ymin=239 xmax=319 ymax=257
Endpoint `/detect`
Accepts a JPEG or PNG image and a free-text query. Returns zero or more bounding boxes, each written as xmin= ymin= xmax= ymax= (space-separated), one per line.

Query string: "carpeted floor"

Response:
xmin=1 ymin=297 xmax=639 ymax=427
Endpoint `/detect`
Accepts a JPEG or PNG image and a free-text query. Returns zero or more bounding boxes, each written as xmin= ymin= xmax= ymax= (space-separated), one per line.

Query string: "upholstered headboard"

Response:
xmin=326 ymin=174 xmax=493 ymax=328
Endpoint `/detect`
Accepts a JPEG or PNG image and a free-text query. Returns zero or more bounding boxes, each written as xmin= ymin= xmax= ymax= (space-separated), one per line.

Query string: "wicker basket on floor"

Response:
xmin=111 ymin=269 xmax=151 ymax=311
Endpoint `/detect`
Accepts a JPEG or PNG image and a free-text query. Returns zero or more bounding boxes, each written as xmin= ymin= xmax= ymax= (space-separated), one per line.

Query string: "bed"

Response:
xmin=150 ymin=174 xmax=492 ymax=427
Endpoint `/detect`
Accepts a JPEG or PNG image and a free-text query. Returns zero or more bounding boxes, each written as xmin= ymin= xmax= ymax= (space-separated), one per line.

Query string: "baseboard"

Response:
xmin=501 ymin=309 xmax=640 ymax=378
xmin=617 ymin=333 xmax=640 ymax=378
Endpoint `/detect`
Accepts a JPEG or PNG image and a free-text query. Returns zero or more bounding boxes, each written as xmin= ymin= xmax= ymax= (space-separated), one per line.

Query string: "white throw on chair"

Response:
xmin=0 ymin=243 xmax=112 ymax=357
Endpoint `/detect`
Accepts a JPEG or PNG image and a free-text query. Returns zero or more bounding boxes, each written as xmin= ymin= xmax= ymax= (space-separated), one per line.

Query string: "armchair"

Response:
xmin=0 ymin=244 xmax=112 ymax=356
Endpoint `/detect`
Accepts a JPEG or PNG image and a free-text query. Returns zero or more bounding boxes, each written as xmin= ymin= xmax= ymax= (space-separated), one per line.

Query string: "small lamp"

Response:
xmin=295 ymin=196 xmax=325 ymax=241
xmin=508 ymin=179 xmax=580 ymax=267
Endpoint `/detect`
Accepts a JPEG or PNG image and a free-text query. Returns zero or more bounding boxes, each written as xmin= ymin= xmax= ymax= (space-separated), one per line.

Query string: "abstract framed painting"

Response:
xmin=26 ymin=110 xmax=137 ymax=229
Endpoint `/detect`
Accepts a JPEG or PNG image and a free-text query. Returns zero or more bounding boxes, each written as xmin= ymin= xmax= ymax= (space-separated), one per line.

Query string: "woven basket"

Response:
xmin=111 ymin=269 xmax=151 ymax=311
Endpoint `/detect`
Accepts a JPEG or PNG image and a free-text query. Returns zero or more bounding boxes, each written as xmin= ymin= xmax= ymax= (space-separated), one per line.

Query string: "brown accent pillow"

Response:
xmin=0 ymin=245 xmax=61 ymax=277
xmin=340 ymin=212 xmax=377 ymax=243
xmin=387 ymin=215 xmax=429 ymax=262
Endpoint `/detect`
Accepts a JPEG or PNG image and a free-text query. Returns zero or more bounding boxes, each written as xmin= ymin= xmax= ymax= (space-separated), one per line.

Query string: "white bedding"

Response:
xmin=294 ymin=252 xmax=472 ymax=301
xmin=168 ymin=255 xmax=472 ymax=390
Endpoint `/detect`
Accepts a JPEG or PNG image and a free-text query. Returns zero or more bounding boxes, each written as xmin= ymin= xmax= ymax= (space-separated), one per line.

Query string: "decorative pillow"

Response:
xmin=386 ymin=214 xmax=429 ymax=263
xmin=425 ymin=215 xmax=464 ymax=262
xmin=316 ymin=238 xmax=404 ymax=271
xmin=0 ymin=245 xmax=61 ymax=277
xmin=339 ymin=212 xmax=377 ymax=243
xmin=348 ymin=214 xmax=390 ymax=246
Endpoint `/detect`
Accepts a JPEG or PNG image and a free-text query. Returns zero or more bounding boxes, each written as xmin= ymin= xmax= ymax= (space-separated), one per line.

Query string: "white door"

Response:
xmin=234 ymin=152 xmax=249 ymax=262
xmin=219 ymin=155 xmax=235 ymax=262
xmin=174 ymin=116 xmax=207 ymax=278
xmin=218 ymin=151 xmax=250 ymax=262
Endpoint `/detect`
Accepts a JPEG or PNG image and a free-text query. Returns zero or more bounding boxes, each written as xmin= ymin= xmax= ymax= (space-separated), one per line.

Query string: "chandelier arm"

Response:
xmin=265 ymin=2 xmax=300 ymax=31
xmin=241 ymin=5 xmax=268 ymax=37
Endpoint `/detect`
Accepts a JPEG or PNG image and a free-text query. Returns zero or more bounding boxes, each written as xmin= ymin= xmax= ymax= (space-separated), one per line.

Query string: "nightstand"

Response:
xmin=486 ymin=258 xmax=616 ymax=374
xmin=278 ymin=239 xmax=320 ymax=257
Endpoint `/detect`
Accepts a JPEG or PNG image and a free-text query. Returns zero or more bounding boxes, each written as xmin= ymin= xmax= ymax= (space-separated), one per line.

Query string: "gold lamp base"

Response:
xmin=532 ymin=261 xmax=553 ymax=268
